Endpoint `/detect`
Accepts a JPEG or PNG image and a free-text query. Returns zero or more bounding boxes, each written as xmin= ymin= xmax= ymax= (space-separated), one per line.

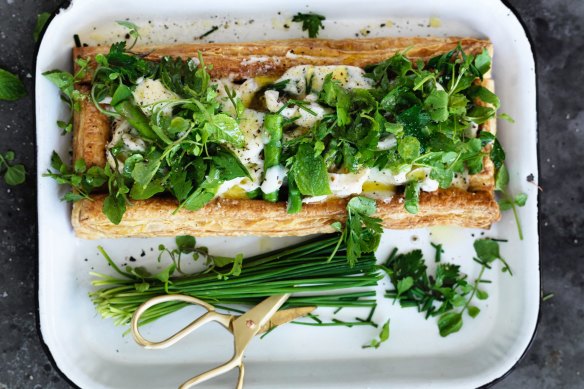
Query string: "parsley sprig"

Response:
xmin=383 ymin=238 xmax=511 ymax=337
xmin=292 ymin=12 xmax=326 ymax=38
xmin=330 ymin=196 xmax=383 ymax=267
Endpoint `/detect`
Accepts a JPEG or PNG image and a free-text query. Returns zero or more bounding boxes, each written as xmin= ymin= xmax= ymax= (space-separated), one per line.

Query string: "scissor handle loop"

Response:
xmin=179 ymin=359 xmax=245 ymax=389
xmin=131 ymin=294 xmax=233 ymax=350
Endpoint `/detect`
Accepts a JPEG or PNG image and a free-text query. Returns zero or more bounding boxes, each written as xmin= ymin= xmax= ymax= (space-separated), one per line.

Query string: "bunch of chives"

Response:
xmin=90 ymin=235 xmax=382 ymax=327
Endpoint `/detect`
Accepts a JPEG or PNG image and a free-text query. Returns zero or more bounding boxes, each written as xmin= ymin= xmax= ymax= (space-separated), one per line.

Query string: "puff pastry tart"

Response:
xmin=62 ymin=36 xmax=500 ymax=239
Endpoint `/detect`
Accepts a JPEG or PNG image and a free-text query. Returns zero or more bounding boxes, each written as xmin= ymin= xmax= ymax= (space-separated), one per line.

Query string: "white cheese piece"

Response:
xmin=106 ymin=120 xmax=146 ymax=171
xmin=264 ymin=89 xmax=330 ymax=127
xmin=408 ymin=167 xmax=440 ymax=192
xmin=465 ymin=121 xmax=480 ymax=138
xmin=213 ymin=78 xmax=263 ymax=114
xmin=328 ymin=169 xmax=370 ymax=197
xmin=421 ymin=177 xmax=440 ymax=192
xmin=368 ymin=167 xmax=409 ymax=186
xmin=260 ymin=165 xmax=287 ymax=194
xmin=216 ymin=177 xmax=245 ymax=197
xmin=302 ymin=195 xmax=329 ymax=204
xmin=274 ymin=65 xmax=373 ymax=96
xmin=264 ymin=89 xmax=283 ymax=112
xmin=377 ymin=134 xmax=397 ymax=150
xmin=363 ymin=191 xmax=394 ymax=204
xmin=451 ymin=170 xmax=470 ymax=190
xmin=295 ymin=102 xmax=330 ymax=128
xmin=220 ymin=109 xmax=265 ymax=195
xmin=133 ymin=78 xmax=178 ymax=116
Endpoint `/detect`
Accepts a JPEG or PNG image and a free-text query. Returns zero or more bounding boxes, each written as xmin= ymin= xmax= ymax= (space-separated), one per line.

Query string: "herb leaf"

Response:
xmin=34 ymin=12 xmax=51 ymax=42
xmin=291 ymin=143 xmax=331 ymax=196
xmin=292 ymin=12 xmax=326 ymax=38
xmin=437 ymin=312 xmax=463 ymax=337
xmin=362 ymin=319 xmax=390 ymax=349
xmin=332 ymin=196 xmax=383 ymax=266
xmin=0 ymin=69 xmax=26 ymax=101
xmin=384 ymin=239 xmax=512 ymax=337
xmin=0 ymin=150 xmax=26 ymax=186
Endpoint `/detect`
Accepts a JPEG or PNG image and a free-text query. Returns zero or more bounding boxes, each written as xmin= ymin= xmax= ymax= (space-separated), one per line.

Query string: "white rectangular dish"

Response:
xmin=36 ymin=0 xmax=539 ymax=388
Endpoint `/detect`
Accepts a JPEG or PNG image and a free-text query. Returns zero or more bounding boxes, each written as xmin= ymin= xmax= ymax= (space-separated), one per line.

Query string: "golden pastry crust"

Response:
xmin=70 ymin=36 xmax=500 ymax=239
xmin=74 ymin=36 xmax=493 ymax=80
xmin=72 ymin=85 xmax=110 ymax=167
xmin=72 ymin=188 xmax=499 ymax=239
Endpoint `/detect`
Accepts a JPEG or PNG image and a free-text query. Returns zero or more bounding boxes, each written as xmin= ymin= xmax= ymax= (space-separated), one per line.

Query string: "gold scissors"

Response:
xmin=131 ymin=294 xmax=314 ymax=389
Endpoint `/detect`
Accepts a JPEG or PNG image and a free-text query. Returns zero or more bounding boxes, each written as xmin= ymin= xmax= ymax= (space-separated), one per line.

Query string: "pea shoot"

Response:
xmin=0 ymin=150 xmax=26 ymax=186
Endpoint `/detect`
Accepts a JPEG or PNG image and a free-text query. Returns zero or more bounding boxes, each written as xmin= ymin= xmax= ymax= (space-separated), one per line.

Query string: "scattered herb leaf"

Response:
xmin=0 ymin=69 xmax=26 ymax=101
xmin=292 ymin=12 xmax=326 ymax=38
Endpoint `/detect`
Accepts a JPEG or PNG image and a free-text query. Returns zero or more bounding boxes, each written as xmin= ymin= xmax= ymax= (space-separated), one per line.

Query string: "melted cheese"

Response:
xmin=220 ymin=109 xmax=265 ymax=195
xmin=329 ymin=169 xmax=370 ymax=197
xmin=260 ymin=165 xmax=287 ymax=194
xmin=106 ymin=120 xmax=146 ymax=171
xmin=367 ymin=167 xmax=408 ymax=186
xmin=407 ymin=168 xmax=440 ymax=192
xmin=264 ymin=89 xmax=331 ymax=128
xmin=276 ymin=65 xmax=373 ymax=96
xmin=133 ymin=79 xmax=178 ymax=116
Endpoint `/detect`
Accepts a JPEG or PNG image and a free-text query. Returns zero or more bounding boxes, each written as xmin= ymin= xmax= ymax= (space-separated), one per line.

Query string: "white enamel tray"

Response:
xmin=36 ymin=0 xmax=539 ymax=388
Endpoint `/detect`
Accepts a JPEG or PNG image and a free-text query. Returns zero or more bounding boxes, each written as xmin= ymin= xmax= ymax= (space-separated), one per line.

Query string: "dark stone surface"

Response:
xmin=0 ymin=0 xmax=581 ymax=388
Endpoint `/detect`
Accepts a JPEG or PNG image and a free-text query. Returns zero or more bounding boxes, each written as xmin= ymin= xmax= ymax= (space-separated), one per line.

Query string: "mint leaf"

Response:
xmin=291 ymin=143 xmax=331 ymax=196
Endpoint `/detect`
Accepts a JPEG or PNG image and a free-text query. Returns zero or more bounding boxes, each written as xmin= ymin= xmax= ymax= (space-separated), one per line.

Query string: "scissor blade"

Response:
xmin=231 ymin=294 xmax=290 ymax=353
xmin=258 ymin=306 xmax=316 ymax=334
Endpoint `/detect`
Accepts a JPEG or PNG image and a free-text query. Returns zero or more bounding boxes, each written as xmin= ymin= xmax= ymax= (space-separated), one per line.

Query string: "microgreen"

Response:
xmin=494 ymin=164 xmax=528 ymax=240
xmin=116 ymin=20 xmax=141 ymax=49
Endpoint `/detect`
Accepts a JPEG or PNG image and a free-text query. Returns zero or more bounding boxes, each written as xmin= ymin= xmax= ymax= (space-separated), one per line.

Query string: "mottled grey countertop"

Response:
xmin=0 ymin=0 xmax=582 ymax=388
